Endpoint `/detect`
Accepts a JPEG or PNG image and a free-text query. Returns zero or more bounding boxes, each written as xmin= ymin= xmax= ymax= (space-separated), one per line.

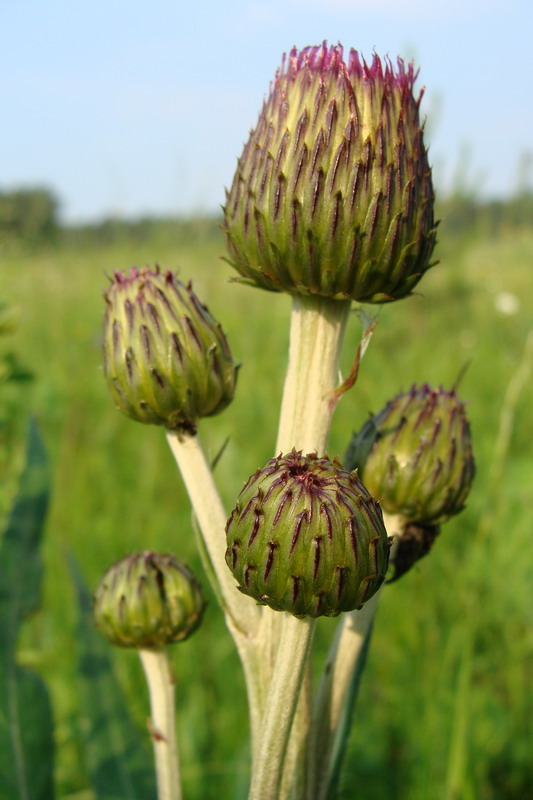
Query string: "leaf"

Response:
xmin=0 ymin=418 xmax=49 ymax=652
xmin=70 ymin=557 xmax=156 ymax=800
xmin=0 ymin=665 xmax=55 ymax=800
xmin=0 ymin=419 xmax=55 ymax=800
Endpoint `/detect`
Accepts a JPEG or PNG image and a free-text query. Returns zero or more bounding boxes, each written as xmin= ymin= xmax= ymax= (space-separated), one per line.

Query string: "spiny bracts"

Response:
xmin=224 ymin=43 xmax=437 ymax=303
xmin=94 ymin=551 xmax=205 ymax=649
xmin=103 ymin=266 xmax=237 ymax=431
xmin=225 ymin=450 xmax=390 ymax=617
xmin=345 ymin=384 xmax=475 ymax=524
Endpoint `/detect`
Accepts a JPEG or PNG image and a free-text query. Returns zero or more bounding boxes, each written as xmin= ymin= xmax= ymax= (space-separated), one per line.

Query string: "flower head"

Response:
xmin=94 ymin=551 xmax=206 ymax=649
xmin=104 ymin=266 xmax=238 ymax=432
xmin=225 ymin=450 xmax=390 ymax=617
xmin=224 ymin=43 xmax=436 ymax=302
xmin=346 ymin=384 xmax=475 ymax=524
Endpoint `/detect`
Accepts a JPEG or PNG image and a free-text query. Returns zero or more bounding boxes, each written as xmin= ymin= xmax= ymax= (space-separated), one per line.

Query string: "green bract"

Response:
xmin=104 ymin=266 xmax=237 ymax=431
xmin=225 ymin=450 xmax=390 ymax=618
xmin=346 ymin=384 xmax=475 ymax=524
xmin=93 ymin=551 xmax=205 ymax=649
xmin=224 ymin=43 xmax=436 ymax=303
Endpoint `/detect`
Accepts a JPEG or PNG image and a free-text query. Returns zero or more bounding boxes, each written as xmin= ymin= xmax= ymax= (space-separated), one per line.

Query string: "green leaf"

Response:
xmin=0 ymin=418 xmax=49 ymax=653
xmin=0 ymin=665 xmax=55 ymax=800
xmin=0 ymin=419 xmax=55 ymax=800
xmin=70 ymin=558 xmax=156 ymax=800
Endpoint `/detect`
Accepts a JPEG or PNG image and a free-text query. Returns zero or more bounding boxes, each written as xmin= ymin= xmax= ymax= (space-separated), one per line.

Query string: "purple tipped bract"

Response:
xmin=225 ymin=450 xmax=391 ymax=617
xmin=223 ymin=42 xmax=437 ymax=303
xmin=345 ymin=384 xmax=475 ymax=524
xmin=103 ymin=266 xmax=238 ymax=431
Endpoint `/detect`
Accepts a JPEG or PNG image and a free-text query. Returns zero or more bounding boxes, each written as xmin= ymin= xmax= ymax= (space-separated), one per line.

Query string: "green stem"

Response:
xmin=139 ymin=648 xmax=182 ymax=800
xmin=311 ymin=594 xmax=379 ymax=800
xmin=275 ymin=294 xmax=352 ymax=454
xmin=165 ymin=429 xmax=265 ymax=757
xmin=310 ymin=514 xmax=401 ymax=800
xmin=166 ymin=429 xmax=260 ymax=636
xmin=255 ymin=294 xmax=351 ymax=799
xmin=248 ymin=615 xmax=316 ymax=800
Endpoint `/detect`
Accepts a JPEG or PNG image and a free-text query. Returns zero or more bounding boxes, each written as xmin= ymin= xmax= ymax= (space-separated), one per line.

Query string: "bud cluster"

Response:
xmin=224 ymin=43 xmax=436 ymax=303
xmin=225 ymin=450 xmax=390 ymax=618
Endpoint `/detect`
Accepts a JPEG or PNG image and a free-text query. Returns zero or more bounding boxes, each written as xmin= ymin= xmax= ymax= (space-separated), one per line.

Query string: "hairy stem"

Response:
xmin=166 ymin=429 xmax=260 ymax=635
xmin=310 ymin=594 xmax=379 ymax=800
xmin=275 ymin=295 xmax=352 ymax=454
xmin=255 ymin=294 xmax=352 ymax=799
xmin=139 ymin=648 xmax=182 ymax=800
xmin=165 ymin=430 xmax=265 ymax=756
xmin=248 ymin=615 xmax=316 ymax=800
xmin=310 ymin=514 xmax=401 ymax=800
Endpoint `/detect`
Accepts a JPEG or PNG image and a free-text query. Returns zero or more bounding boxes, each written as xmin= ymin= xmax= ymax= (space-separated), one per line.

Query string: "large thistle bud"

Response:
xmin=345 ymin=384 xmax=475 ymax=524
xmin=104 ymin=266 xmax=238 ymax=432
xmin=223 ymin=43 xmax=436 ymax=303
xmin=225 ymin=450 xmax=390 ymax=618
xmin=94 ymin=551 xmax=205 ymax=649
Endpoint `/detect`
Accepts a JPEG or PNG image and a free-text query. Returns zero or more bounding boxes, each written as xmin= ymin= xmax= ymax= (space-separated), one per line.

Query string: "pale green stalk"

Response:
xmin=165 ymin=430 xmax=265 ymax=756
xmin=275 ymin=295 xmax=352 ymax=455
xmin=248 ymin=615 xmax=316 ymax=800
xmin=310 ymin=514 xmax=401 ymax=800
xmin=165 ymin=429 xmax=260 ymax=635
xmin=310 ymin=593 xmax=379 ymax=800
xmin=252 ymin=295 xmax=352 ymax=799
xmin=139 ymin=648 xmax=182 ymax=800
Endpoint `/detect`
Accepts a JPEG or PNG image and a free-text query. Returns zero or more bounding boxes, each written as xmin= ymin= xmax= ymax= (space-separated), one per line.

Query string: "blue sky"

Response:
xmin=1 ymin=0 xmax=532 ymax=222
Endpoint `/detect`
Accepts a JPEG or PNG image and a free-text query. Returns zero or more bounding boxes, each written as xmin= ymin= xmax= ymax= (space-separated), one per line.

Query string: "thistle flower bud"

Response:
xmin=345 ymin=384 xmax=475 ymax=524
xmin=104 ymin=266 xmax=238 ymax=432
xmin=225 ymin=450 xmax=390 ymax=618
xmin=94 ymin=551 xmax=205 ymax=649
xmin=224 ymin=43 xmax=436 ymax=303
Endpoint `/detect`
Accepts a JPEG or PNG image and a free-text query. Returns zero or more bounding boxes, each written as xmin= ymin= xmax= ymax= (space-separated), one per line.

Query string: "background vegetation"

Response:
xmin=0 ymin=188 xmax=532 ymax=799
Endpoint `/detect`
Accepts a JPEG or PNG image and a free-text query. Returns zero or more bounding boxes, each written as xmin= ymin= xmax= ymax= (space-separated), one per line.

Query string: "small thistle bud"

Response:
xmin=223 ymin=43 xmax=436 ymax=303
xmin=94 ymin=551 xmax=205 ymax=649
xmin=345 ymin=384 xmax=475 ymax=524
xmin=225 ymin=450 xmax=390 ymax=618
xmin=104 ymin=266 xmax=238 ymax=432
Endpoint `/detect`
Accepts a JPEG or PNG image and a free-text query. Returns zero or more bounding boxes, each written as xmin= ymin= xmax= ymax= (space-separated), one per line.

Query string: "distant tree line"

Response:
xmin=63 ymin=214 xmax=223 ymax=249
xmin=437 ymin=190 xmax=533 ymax=238
xmin=0 ymin=184 xmax=531 ymax=248
xmin=0 ymin=187 xmax=59 ymax=243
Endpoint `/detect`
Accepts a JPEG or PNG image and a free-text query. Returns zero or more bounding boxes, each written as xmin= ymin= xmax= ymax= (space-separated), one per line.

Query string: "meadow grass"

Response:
xmin=0 ymin=216 xmax=532 ymax=799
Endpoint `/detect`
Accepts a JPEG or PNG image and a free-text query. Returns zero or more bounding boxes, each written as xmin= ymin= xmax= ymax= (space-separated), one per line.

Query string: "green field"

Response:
xmin=1 ymin=211 xmax=532 ymax=799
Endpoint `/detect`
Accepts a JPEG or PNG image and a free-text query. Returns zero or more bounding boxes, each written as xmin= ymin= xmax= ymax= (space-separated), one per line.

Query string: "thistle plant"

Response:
xmin=94 ymin=42 xmax=475 ymax=800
